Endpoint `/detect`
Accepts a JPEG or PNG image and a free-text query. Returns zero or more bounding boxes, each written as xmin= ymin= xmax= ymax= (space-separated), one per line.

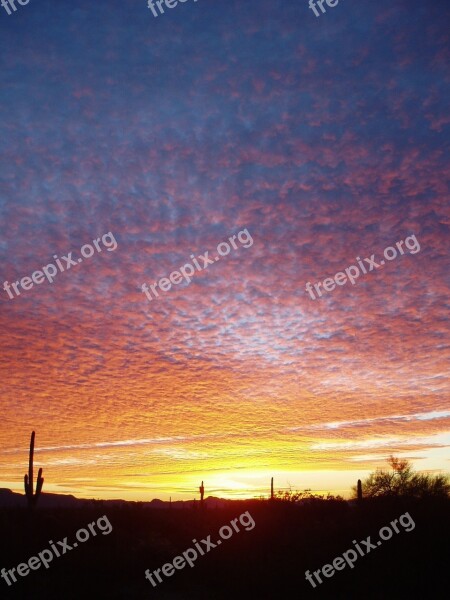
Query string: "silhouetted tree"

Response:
xmin=354 ymin=456 xmax=450 ymax=499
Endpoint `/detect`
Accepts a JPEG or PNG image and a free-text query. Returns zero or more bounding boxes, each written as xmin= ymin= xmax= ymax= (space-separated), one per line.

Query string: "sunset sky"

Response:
xmin=0 ymin=0 xmax=449 ymax=501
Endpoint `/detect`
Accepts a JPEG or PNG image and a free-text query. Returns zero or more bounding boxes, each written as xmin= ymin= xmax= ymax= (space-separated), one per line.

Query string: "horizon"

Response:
xmin=2 ymin=443 xmax=448 ymax=502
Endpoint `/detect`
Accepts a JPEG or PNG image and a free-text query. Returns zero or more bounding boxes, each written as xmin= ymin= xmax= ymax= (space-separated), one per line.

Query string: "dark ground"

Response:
xmin=0 ymin=497 xmax=448 ymax=599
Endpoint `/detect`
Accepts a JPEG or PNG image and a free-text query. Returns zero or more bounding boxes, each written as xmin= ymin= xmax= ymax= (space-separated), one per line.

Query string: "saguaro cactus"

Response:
xmin=271 ymin=477 xmax=274 ymax=500
xmin=24 ymin=431 xmax=44 ymax=509
xmin=357 ymin=479 xmax=363 ymax=502
xmin=199 ymin=481 xmax=204 ymax=507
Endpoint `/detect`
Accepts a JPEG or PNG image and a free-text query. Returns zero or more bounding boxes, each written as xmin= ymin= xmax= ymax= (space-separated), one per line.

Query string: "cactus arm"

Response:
xmin=36 ymin=468 xmax=44 ymax=497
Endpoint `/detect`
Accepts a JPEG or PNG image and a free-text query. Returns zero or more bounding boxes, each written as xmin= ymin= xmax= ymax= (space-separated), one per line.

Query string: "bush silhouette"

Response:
xmin=354 ymin=455 xmax=450 ymax=499
xmin=275 ymin=488 xmax=344 ymax=502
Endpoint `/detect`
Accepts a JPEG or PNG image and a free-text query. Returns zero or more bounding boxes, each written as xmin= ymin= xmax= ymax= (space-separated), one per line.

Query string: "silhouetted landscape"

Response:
xmin=1 ymin=447 xmax=449 ymax=599
xmin=1 ymin=492 xmax=449 ymax=599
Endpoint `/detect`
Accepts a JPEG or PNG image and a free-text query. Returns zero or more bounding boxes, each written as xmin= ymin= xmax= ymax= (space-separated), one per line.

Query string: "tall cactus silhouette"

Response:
xmin=357 ymin=479 xmax=363 ymax=502
xmin=24 ymin=431 xmax=44 ymax=509
xmin=199 ymin=481 xmax=204 ymax=507
xmin=271 ymin=477 xmax=274 ymax=500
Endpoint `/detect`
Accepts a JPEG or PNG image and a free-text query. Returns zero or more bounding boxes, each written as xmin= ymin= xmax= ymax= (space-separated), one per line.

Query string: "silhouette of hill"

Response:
xmin=0 ymin=488 xmax=237 ymax=510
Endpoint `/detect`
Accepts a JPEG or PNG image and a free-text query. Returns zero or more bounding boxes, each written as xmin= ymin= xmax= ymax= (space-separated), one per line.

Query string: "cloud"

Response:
xmin=0 ymin=0 xmax=449 ymax=499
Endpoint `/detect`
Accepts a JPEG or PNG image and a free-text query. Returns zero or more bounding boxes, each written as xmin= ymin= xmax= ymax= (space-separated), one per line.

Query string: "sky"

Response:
xmin=0 ymin=0 xmax=449 ymax=501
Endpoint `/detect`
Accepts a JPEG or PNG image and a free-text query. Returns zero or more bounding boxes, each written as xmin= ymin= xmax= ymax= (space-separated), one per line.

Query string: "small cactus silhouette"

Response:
xmin=357 ymin=479 xmax=363 ymax=502
xmin=199 ymin=481 xmax=204 ymax=506
xmin=24 ymin=431 xmax=44 ymax=509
